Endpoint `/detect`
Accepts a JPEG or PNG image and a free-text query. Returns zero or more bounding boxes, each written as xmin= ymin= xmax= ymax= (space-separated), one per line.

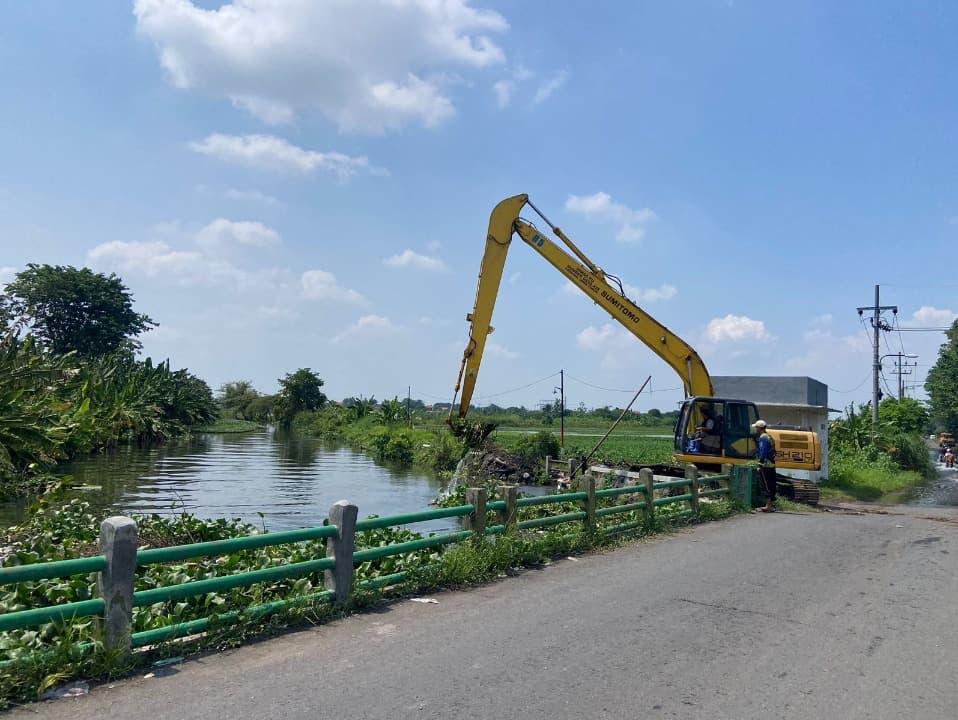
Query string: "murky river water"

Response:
xmin=0 ymin=430 xmax=457 ymax=533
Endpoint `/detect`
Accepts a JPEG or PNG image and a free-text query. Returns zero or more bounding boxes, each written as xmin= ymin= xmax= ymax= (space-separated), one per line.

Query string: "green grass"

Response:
xmin=192 ymin=419 xmax=264 ymax=433
xmin=818 ymin=447 xmax=929 ymax=503
xmin=493 ymin=428 xmax=673 ymax=468
xmin=819 ymin=467 xmax=925 ymax=503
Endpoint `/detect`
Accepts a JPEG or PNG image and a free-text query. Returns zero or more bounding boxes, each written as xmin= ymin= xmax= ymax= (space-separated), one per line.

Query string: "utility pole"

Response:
xmin=857 ymin=285 xmax=897 ymax=426
xmin=554 ymin=369 xmax=565 ymax=448
xmin=406 ymin=385 xmax=411 ymax=427
xmin=892 ymin=358 xmax=917 ymax=400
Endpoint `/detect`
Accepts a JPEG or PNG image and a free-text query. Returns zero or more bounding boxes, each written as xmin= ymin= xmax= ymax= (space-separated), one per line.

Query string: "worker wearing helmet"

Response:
xmin=752 ymin=419 xmax=777 ymax=513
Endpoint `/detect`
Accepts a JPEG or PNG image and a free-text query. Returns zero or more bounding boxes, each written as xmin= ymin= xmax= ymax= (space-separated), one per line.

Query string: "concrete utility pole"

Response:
xmin=554 ymin=369 xmax=565 ymax=448
xmin=896 ymin=358 xmax=918 ymax=400
xmin=857 ymin=285 xmax=897 ymax=426
xmin=880 ymin=352 xmax=918 ymax=402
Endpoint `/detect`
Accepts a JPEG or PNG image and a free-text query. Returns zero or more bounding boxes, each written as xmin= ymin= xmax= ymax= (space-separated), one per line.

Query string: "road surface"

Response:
xmin=10 ymin=504 xmax=958 ymax=719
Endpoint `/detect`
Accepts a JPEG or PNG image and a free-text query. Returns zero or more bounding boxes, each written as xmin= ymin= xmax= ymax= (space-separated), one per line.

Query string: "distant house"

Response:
xmin=712 ymin=376 xmax=839 ymax=481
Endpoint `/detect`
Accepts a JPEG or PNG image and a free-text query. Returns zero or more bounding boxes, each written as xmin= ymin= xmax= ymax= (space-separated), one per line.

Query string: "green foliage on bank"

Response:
xmin=0 ymin=265 xmax=221 ymax=498
xmin=823 ymin=401 xmax=934 ymax=502
xmin=0 ymin=334 xmax=217 ymax=499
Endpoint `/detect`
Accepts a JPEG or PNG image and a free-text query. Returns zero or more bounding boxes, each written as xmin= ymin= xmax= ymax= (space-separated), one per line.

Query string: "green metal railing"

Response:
xmin=0 ymin=464 xmax=741 ymax=663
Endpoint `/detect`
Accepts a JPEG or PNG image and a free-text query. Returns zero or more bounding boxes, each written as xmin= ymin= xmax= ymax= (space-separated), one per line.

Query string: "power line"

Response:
xmin=830 ymin=375 xmax=872 ymax=394
xmin=895 ymin=327 xmax=952 ymax=332
xmin=564 ymin=373 xmax=681 ymax=395
xmin=472 ymin=371 xmax=560 ymax=401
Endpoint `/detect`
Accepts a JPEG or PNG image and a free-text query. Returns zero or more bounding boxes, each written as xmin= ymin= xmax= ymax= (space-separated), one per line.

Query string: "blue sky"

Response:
xmin=1 ymin=1 xmax=956 ymax=413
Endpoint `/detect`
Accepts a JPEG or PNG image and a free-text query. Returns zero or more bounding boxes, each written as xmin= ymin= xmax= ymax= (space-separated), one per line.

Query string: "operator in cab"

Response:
xmin=752 ymin=419 xmax=777 ymax=513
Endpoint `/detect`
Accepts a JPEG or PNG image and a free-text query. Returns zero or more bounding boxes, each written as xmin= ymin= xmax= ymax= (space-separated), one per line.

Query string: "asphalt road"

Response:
xmin=10 ymin=505 xmax=958 ymax=720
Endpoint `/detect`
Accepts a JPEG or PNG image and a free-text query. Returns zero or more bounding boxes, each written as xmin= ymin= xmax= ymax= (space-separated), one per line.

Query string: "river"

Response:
xmin=0 ymin=429 xmax=456 ymax=533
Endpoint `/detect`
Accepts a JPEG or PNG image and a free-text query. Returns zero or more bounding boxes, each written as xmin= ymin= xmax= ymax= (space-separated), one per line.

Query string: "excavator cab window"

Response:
xmin=723 ymin=402 xmax=759 ymax=459
xmin=677 ymin=399 xmax=723 ymax=456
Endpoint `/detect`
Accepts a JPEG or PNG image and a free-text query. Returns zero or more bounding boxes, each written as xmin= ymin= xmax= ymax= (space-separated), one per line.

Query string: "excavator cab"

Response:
xmin=673 ymin=397 xmax=760 ymax=469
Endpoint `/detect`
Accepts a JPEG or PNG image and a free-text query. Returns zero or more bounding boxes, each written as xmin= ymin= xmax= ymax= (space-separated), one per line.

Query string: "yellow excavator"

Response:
xmin=450 ymin=193 xmax=820 ymax=504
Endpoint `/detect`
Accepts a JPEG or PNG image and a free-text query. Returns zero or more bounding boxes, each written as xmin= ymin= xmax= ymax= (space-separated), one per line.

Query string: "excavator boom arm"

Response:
xmin=453 ymin=194 xmax=713 ymax=417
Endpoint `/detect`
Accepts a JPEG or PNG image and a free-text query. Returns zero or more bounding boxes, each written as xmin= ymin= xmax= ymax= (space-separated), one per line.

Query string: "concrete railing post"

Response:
xmin=325 ymin=501 xmax=358 ymax=607
xmin=640 ymin=468 xmax=654 ymax=526
xmin=497 ymin=484 xmax=518 ymax=531
xmin=727 ymin=465 xmax=750 ymax=506
xmin=98 ymin=516 xmax=137 ymax=656
xmin=465 ymin=488 xmax=487 ymax=540
xmin=686 ymin=465 xmax=699 ymax=514
xmin=721 ymin=463 xmax=733 ymax=496
xmin=578 ymin=474 xmax=596 ymax=534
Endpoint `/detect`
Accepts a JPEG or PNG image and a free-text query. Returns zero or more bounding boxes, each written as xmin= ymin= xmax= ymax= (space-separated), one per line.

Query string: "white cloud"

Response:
xmin=486 ymin=341 xmax=517 ymax=359
xmin=532 ymin=70 xmax=567 ymax=104
xmin=0 ymin=266 xmax=16 ymax=287
xmin=135 ymin=0 xmax=508 ymax=133
xmin=301 ymin=270 xmax=366 ymax=304
xmin=493 ymin=64 xmax=549 ymax=109
xmin=785 ymin=329 xmax=872 ymax=377
xmin=622 ymin=283 xmax=677 ymax=303
xmin=196 ymin=219 xmax=280 ymax=252
xmin=88 ymin=238 xmax=291 ymax=291
xmin=576 ymin=323 xmax=620 ymax=352
xmin=224 ymin=188 xmax=282 ymax=206
xmin=88 ymin=240 xmax=203 ymax=278
xmin=383 ymin=249 xmax=447 ymax=272
xmin=564 ymin=192 xmax=657 ymax=243
xmin=705 ymin=314 xmax=769 ymax=343
xmin=195 ymin=184 xmax=283 ymax=206
xmin=575 ymin=323 xmax=640 ymax=371
xmin=333 ymin=314 xmax=400 ymax=344
xmin=493 ymin=80 xmax=512 ymax=109
xmin=910 ymin=306 xmax=957 ymax=328
xmin=190 ymin=134 xmax=384 ymax=180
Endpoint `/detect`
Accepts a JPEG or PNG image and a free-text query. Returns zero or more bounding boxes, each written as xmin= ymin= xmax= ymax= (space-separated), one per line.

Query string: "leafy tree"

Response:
xmin=274 ymin=368 xmax=327 ymax=428
xmin=925 ymin=320 xmax=958 ymax=431
xmin=244 ymin=395 xmax=275 ymax=423
xmin=878 ymin=397 xmax=930 ymax=435
xmin=218 ymin=381 xmax=262 ymax=420
xmin=376 ymin=397 xmax=404 ymax=424
xmin=4 ymin=264 xmax=155 ymax=357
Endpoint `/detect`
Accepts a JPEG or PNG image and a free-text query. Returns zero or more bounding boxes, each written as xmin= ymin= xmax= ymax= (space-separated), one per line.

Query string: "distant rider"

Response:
xmin=753 ymin=419 xmax=777 ymax=513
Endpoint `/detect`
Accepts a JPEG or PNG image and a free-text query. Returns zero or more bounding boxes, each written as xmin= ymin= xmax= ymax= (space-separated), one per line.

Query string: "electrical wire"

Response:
xmin=471 ymin=371 xmax=560 ymax=401
xmin=893 ymin=314 xmax=907 ymax=355
xmin=565 ymin=373 xmax=682 ymax=395
xmin=830 ymin=375 xmax=872 ymax=394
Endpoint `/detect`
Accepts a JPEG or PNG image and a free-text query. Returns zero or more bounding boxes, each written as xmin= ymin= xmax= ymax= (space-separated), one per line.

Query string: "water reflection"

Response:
xmin=1 ymin=429 xmax=451 ymax=532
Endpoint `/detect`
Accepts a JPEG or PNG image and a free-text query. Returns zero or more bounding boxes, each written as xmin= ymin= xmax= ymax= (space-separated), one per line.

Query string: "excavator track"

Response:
xmin=775 ymin=474 xmax=820 ymax=506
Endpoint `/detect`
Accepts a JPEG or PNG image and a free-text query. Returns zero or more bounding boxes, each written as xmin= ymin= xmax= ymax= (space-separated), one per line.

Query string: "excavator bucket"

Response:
xmin=447 ymin=417 xmax=498 ymax=448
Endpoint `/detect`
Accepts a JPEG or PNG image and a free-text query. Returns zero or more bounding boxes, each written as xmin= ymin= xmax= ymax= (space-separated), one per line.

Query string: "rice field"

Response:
xmin=492 ymin=425 xmax=674 ymax=466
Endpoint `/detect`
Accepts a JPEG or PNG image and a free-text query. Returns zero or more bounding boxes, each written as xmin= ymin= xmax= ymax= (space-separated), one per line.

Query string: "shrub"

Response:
xmin=512 ymin=431 xmax=560 ymax=463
